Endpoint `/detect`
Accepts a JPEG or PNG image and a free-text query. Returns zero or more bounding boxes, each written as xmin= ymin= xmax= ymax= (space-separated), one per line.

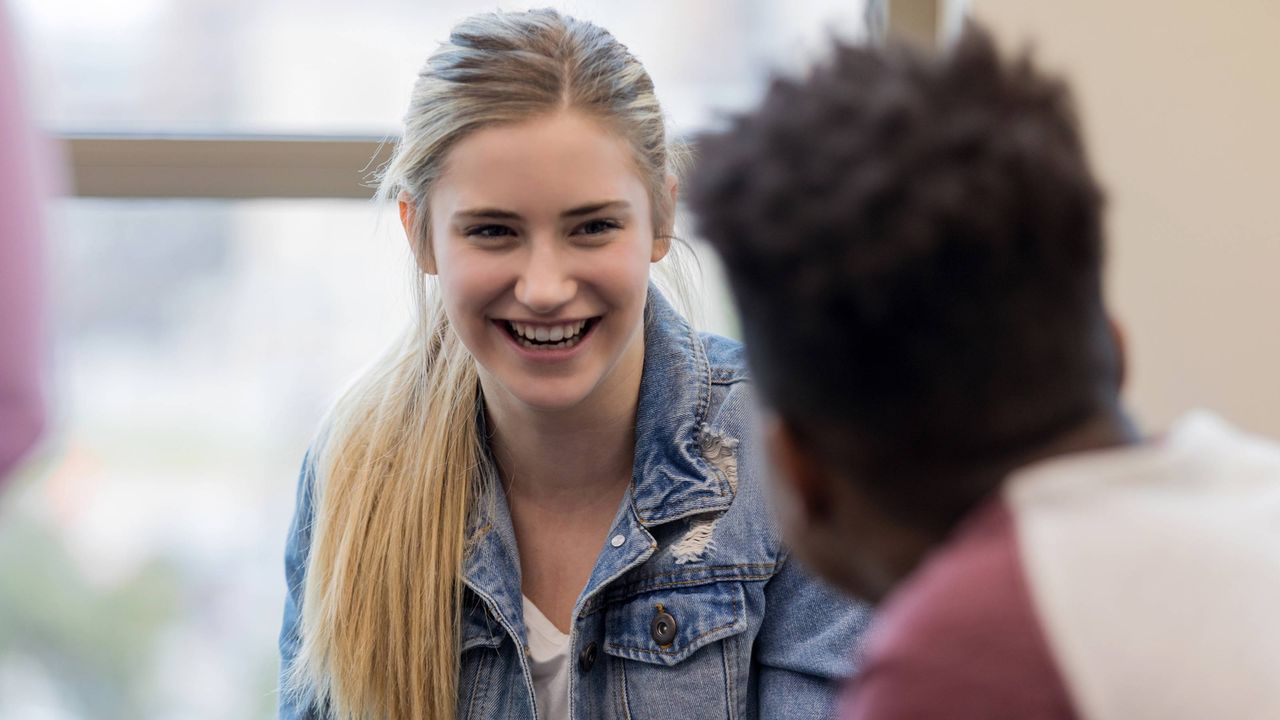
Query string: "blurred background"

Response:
xmin=0 ymin=0 xmax=1276 ymax=717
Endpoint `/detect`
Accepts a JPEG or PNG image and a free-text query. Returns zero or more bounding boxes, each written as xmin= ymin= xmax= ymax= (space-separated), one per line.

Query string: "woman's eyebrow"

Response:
xmin=562 ymin=200 xmax=630 ymax=218
xmin=454 ymin=200 xmax=631 ymax=222
xmin=454 ymin=207 xmax=522 ymax=221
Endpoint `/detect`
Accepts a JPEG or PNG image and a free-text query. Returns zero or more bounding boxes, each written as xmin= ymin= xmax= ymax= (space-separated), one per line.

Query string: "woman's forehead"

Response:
xmin=432 ymin=111 xmax=651 ymax=218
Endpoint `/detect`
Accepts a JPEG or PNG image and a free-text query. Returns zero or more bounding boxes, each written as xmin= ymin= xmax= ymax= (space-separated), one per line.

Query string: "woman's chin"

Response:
xmin=507 ymin=380 xmax=597 ymax=413
xmin=476 ymin=363 xmax=598 ymax=413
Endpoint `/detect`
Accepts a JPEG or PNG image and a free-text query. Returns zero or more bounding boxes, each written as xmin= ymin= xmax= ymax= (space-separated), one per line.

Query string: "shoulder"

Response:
xmin=1000 ymin=415 xmax=1280 ymax=720
xmin=692 ymin=331 xmax=756 ymax=486
xmin=698 ymin=331 xmax=749 ymax=386
xmin=842 ymin=500 xmax=1075 ymax=719
xmin=697 ymin=332 xmax=753 ymax=438
xmin=870 ymin=502 xmax=1041 ymax=658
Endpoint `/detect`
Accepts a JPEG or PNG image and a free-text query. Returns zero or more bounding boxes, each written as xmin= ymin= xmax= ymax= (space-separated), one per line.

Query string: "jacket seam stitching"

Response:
xmin=577 ymin=568 xmax=777 ymax=616
xmin=722 ymin=634 xmax=736 ymax=720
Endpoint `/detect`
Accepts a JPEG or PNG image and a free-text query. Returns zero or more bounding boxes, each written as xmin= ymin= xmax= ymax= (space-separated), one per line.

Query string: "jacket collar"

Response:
xmin=629 ymin=285 xmax=736 ymax=524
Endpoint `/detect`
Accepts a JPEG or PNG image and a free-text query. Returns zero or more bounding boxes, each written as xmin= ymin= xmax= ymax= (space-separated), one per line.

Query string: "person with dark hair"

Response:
xmin=689 ymin=25 xmax=1280 ymax=720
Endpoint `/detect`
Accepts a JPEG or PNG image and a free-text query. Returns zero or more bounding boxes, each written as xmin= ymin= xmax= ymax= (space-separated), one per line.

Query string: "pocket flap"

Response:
xmin=602 ymin=581 xmax=747 ymax=666
xmin=461 ymin=599 xmax=505 ymax=652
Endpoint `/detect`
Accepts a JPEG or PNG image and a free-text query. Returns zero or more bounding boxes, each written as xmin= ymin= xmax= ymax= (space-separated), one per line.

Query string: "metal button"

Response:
xmin=650 ymin=604 xmax=677 ymax=646
xmin=610 ymin=534 xmax=626 ymax=548
xmin=578 ymin=641 xmax=598 ymax=672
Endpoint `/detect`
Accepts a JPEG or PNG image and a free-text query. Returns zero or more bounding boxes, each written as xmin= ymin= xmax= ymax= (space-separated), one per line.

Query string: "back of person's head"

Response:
xmin=291 ymin=10 xmax=679 ymax=720
xmin=689 ymin=25 xmax=1120 ymax=533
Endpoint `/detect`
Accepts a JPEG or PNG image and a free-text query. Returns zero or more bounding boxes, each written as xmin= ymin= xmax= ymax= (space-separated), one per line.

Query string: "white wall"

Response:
xmin=973 ymin=0 xmax=1280 ymax=436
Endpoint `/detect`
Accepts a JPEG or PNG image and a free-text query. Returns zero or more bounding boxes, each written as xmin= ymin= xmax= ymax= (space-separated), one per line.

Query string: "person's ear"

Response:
xmin=764 ymin=414 xmax=836 ymax=525
xmin=398 ymin=190 xmax=437 ymax=275
xmin=764 ymin=412 xmax=912 ymax=601
xmin=650 ymin=174 xmax=678 ymax=263
xmin=1108 ymin=313 xmax=1128 ymax=390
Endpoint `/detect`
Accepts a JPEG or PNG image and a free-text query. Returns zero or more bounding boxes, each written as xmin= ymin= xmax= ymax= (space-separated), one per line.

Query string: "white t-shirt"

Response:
xmin=1005 ymin=411 xmax=1280 ymax=720
xmin=522 ymin=595 xmax=571 ymax=720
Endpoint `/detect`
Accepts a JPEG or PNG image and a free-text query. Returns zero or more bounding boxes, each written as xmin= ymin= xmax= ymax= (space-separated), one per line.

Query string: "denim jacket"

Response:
xmin=279 ymin=288 xmax=871 ymax=719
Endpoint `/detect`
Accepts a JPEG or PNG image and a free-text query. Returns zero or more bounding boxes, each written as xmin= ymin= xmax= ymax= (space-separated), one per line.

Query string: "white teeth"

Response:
xmin=508 ymin=322 xmax=539 ymax=340
xmin=506 ymin=319 xmax=592 ymax=347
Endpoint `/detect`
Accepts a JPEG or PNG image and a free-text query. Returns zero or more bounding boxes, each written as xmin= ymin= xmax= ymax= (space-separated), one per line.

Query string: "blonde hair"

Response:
xmin=288 ymin=9 xmax=687 ymax=720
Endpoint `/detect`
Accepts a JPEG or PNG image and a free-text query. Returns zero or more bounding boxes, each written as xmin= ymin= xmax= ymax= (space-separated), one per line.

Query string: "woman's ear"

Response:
xmin=650 ymin=174 xmax=679 ymax=263
xmin=398 ymin=190 xmax=437 ymax=275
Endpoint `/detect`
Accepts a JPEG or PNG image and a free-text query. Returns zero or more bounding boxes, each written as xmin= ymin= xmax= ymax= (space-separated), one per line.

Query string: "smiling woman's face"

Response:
xmin=416 ymin=110 xmax=668 ymax=413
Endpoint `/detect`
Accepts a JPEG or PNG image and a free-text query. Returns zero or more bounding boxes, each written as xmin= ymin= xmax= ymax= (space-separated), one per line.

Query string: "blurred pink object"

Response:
xmin=0 ymin=6 xmax=48 ymax=482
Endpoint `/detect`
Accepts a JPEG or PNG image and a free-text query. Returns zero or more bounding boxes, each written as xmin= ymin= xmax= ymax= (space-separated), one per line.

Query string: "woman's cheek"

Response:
xmin=596 ymin=239 xmax=656 ymax=296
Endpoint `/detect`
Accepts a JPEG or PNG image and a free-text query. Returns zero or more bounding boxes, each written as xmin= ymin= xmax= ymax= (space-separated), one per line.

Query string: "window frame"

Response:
xmin=57 ymin=1 xmax=957 ymax=200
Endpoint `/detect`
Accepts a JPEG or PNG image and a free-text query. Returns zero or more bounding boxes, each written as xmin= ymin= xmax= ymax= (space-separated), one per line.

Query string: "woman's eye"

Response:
xmin=576 ymin=219 xmax=621 ymax=237
xmin=465 ymin=224 xmax=515 ymax=238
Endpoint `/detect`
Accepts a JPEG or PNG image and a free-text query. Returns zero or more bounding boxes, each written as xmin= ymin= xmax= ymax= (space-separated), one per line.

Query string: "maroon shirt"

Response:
xmin=837 ymin=499 xmax=1076 ymax=719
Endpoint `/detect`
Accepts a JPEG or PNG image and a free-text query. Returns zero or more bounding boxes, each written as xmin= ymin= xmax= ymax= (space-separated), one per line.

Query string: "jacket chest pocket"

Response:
xmin=603 ymin=580 xmax=749 ymax=719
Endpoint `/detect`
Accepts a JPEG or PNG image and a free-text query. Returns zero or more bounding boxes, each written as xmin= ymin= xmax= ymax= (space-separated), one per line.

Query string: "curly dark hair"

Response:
xmin=688 ymin=25 xmax=1121 ymax=531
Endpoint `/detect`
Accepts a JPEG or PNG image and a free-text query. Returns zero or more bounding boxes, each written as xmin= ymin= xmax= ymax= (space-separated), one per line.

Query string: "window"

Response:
xmin=0 ymin=2 xmax=891 ymax=717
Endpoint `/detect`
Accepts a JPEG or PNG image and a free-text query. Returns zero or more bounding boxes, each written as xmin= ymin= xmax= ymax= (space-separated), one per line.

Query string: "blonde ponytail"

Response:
xmin=290 ymin=291 xmax=483 ymax=718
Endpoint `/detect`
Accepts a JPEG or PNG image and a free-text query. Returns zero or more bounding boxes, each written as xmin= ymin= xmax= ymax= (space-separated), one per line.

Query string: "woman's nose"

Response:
xmin=514 ymin=241 xmax=576 ymax=313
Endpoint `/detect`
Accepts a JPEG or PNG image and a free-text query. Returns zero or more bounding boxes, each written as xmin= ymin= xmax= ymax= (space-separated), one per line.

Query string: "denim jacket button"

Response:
xmin=650 ymin=605 xmax=678 ymax=646
xmin=578 ymin=641 xmax=598 ymax=672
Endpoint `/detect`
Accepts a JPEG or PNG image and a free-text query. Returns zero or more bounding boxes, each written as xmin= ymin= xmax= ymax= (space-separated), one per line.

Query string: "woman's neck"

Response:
xmin=481 ymin=343 xmax=645 ymax=511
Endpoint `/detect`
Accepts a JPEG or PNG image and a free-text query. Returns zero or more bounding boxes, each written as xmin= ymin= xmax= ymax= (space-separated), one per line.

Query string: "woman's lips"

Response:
xmin=493 ymin=317 xmax=600 ymax=361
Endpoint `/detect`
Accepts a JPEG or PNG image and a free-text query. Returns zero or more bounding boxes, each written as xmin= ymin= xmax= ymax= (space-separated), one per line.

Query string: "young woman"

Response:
xmin=278 ymin=9 xmax=868 ymax=720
